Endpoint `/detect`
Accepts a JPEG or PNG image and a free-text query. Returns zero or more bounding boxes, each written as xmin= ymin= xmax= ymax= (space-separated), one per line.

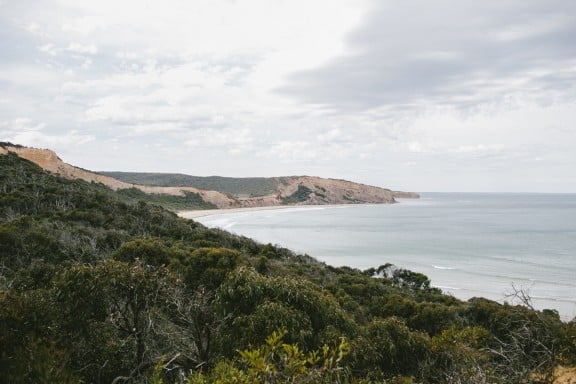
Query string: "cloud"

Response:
xmin=75 ymin=60 xmax=262 ymax=135
xmin=186 ymin=128 xmax=254 ymax=155
xmin=258 ymin=136 xmax=363 ymax=163
xmin=0 ymin=118 xmax=45 ymax=132
xmin=0 ymin=118 xmax=94 ymax=148
xmin=259 ymin=141 xmax=323 ymax=162
xmin=38 ymin=43 xmax=57 ymax=56
xmin=0 ymin=0 xmax=574 ymax=191
xmin=279 ymin=0 xmax=576 ymax=113
xmin=66 ymin=42 xmax=98 ymax=55
xmin=2 ymin=0 xmax=367 ymax=140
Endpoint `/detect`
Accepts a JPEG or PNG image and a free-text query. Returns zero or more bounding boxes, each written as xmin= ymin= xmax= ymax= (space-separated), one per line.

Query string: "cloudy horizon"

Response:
xmin=1 ymin=0 xmax=575 ymax=192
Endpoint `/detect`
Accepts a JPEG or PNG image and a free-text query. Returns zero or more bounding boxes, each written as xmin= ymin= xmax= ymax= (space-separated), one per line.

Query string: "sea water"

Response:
xmin=196 ymin=193 xmax=576 ymax=321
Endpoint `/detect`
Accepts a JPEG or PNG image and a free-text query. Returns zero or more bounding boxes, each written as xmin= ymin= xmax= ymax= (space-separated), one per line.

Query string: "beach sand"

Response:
xmin=177 ymin=203 xmax=360 ymax=219
xmin=178 ymin=205 xmax=302 ymax=219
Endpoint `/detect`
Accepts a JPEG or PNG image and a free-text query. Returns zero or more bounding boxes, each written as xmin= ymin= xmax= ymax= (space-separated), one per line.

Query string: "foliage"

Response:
xmin=103 ymin=172 xmax=282 ymax=197
xmin=237 ymin=329 xmax=350 ymax=383
xmin=117 ymin=187 xmax=217 ymax=210
xmin=424 ymin=326 xmax=496 ymax=383
xmin=175 ymin=247 xmax=242 ymax=291
xmin=281 ymin=184 xmax=313 ymax=204
xmin=350 ymin=317 xmax=430 ymax=380
xmin=152 ymin=329 xmax=352 ymax=384
xmin=215 ymin=267 xmax=355 ymax=356
xmin=0 ymin=152 xmax=574 ymax=384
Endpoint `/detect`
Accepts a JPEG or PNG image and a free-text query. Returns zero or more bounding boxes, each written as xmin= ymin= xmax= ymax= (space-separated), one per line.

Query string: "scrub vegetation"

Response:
xmin=1 ymin=152 xmax=575 ymax=383
xmin=101 ymin=172 xmax=286 ymax=197
xmin=116 ymin=188 xmax=217 ymax=210
xmin=281 ymin=184 xmax=313 ymax=204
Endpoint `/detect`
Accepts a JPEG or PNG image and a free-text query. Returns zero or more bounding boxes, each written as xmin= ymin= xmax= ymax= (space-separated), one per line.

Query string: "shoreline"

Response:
xmin=178 ymin=205 xmax=327 ymax=219
xmin=179 ymin=197 xmax=576 ymax=321
xmin=178 ymin=199 xmax=418 ymax=220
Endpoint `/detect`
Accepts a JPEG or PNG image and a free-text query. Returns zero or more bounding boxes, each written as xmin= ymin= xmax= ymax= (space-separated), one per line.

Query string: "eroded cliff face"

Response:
xmin=1 ymin=145 xmax=134 ymax=189
xmin=275 ymin=176 xmax=397 ymax=205
xmin=0 ymin=145 xmax=237 ymax=207
xmin=1 ymin=145 xmax=418 ymax=208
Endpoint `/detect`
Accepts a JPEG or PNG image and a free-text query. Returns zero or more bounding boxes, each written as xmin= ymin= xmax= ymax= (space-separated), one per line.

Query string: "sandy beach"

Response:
xmin=178 ymin=203 xmax=361 ymax=219
xmin=179 ymin=202 xmax=403 ymax=220
xmin=178 ymin=205 xmax=304 ymax=219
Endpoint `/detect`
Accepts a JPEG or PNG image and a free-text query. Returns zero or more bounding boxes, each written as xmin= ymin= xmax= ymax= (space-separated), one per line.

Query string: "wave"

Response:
xmin=272 ymin=206 xmax=333 ymax=214
xmin=454 ymin=269 xmax=576 ymax=288
xmin=433 ymin=265 xmax=456 ymax=270
xmin=199 ymin=217 xmax=236 ymax=230
xmin=529 ymin=296 xmax=576 ymax=304
xmin=259 ymin=205 xmax=354 ymax=217
xmin=433 ymin=285 xmax=461 ymax=291
xmin=395 ymin=198 xmax=439 ymax=206
xmin=478 ymin=254 xmax=572 ymax=271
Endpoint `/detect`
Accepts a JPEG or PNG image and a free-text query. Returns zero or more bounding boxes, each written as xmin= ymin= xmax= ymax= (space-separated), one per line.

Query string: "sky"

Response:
xmin=1 ymin=0 xmax=575 ymax=192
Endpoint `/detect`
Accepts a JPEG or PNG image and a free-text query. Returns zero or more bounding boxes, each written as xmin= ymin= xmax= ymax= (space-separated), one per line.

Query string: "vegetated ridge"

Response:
xmin=102 ymin=171 xmax=420 ymax=201
xmin=0 ymin=143 xmax=418 ymax=210
xmin=1 ymin=145 xmax=574 ymax=384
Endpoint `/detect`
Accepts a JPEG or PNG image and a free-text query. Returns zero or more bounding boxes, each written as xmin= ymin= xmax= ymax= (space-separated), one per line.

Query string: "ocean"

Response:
xmin=195 ymin=193 xmax=576 ymax=321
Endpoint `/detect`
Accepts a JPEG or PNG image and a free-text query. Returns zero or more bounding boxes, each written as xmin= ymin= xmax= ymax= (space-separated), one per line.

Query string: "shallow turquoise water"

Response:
xmin=196 ymin=193 xmax=576 ymax=320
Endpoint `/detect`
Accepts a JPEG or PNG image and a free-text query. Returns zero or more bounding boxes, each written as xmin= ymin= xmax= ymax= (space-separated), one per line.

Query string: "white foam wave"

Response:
xmin=433 ymin=265 xmax=455 ymax=270
xmin=199 ymin=218 xmax=236 ymax=230
xmin=434 ymin=285 xmax=462 ymax=291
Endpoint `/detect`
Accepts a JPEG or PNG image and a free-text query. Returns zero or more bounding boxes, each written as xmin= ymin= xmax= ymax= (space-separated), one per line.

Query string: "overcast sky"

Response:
xmin=1 ymin=0 xmax=575 ymax=192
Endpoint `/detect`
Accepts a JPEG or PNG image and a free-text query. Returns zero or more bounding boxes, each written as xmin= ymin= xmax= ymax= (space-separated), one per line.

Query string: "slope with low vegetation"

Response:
xmin=1 ymin=148 xmax=575 ymax=383
xmin=101 ymin=171 xmax=420 ymax=201
xmin=0 ymin=143 xmax=233 ymax=209
xmin=101 ymin=171 xmax=283 ymax=197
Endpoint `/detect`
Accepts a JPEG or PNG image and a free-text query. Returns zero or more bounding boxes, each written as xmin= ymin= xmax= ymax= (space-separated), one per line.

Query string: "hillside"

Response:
xmin=101 ymin=172 xmax=420 ymax=200
xmin=101 ymin=171 xmax=282 ymax=197
xmin=0 ymin=144 xmax=417 ymax=210
xmin=0 ymin=143 xmax=230 ymax=209
xmin=0 ymin=148 xmax=574 ymax=384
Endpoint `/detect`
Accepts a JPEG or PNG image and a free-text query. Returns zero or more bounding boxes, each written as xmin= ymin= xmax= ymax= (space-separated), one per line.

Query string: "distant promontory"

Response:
xmin=0 ymin=143 xmax=419 ymax=210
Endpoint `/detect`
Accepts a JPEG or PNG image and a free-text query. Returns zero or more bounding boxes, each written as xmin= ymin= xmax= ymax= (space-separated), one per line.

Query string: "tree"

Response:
xmin=154 ymin=329 xmax=352 ymax=384
xmin=215 ymin=267 xmax=355 ymax=357
xmin=466 ymin=288 xmax=568 ymax=384
xmin=176 ymin=247 xmax=242 ymax=291
xmin=350 ymin=317 xmax=429 ymax=380
xmin=425 ymin=326 xmax=494 ymax=384
xmin=488 ymin=287 xmax=567 ymax=384
xmin=56 ymin=259 xmax=173 ymax=382
xmin=113 ymin=238 xmax=173 ymax=266
xmin=164 ymin=284 xmax=218 ymax=366
xmin=0 ymin=289 xmax=79 ymax=383
xmin=392 ymin=269 xmax=433 ymax=293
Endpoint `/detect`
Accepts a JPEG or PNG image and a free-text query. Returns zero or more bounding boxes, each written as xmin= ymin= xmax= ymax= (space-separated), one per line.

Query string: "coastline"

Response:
xmin=178 ymin=205 xmax=321 ymax=219
xmin=178 ymin=199 xmax=418 ymax=220
xmin=178 ymin=194 xmax=576 ymax=321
